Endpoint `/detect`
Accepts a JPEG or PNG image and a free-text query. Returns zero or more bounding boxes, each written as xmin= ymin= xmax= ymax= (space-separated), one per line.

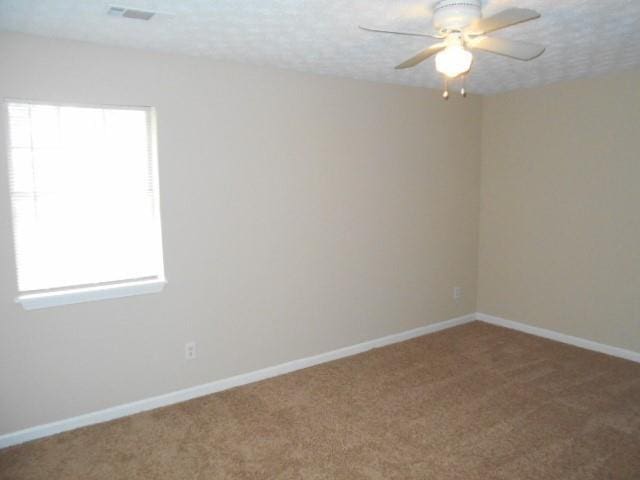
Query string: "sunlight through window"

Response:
xmin=6 ymin=101 xmax=165 ymax=308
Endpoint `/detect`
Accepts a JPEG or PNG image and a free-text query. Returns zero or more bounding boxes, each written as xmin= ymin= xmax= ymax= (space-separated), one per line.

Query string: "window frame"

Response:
xmin=4 ymin=99 xmax=167 ymax=310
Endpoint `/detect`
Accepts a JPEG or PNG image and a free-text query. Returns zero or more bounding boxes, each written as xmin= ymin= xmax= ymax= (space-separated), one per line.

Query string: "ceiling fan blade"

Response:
xmin=359 ymin=25 xmax=442 ymax=39
xmin=395 ymin=43 xmax=446 ymax=69
xmin=466 ymin=8 xmax=540 ymax=35
xmin=470 ymin=36 xmax=545 ymax=60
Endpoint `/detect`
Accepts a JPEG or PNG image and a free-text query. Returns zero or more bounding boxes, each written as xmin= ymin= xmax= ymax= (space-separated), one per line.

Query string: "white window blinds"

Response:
xmin=6 ymin=102 xmax=165 ymax=297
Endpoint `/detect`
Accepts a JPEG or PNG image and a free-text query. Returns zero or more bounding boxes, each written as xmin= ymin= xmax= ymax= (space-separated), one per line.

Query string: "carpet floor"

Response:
xmin=1 ymin=321 xmax=639 ymax=479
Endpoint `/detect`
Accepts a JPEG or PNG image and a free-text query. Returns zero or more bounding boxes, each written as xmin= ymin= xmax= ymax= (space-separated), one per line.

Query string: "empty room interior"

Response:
xmin=0 ymin=0 xmax=639 ymax=478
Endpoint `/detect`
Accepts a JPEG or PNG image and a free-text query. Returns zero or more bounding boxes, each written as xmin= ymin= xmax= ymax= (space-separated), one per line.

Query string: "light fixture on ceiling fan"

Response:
xmin=360 ymin=0 xmax=545 ymax=99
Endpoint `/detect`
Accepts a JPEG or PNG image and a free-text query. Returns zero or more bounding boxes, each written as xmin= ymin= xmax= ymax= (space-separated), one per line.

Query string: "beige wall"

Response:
xmin=478 ymin=70 xmax=640 ymax=352
xmin=0 ymin=33 xmax=481 ymax=434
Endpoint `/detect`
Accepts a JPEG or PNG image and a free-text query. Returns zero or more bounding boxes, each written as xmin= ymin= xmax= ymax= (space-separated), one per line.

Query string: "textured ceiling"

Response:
xmin=1 ymin=0 xmax=640 ymax=94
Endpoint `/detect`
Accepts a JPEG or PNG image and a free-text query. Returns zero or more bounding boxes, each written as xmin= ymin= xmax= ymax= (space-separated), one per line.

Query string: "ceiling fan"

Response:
xmin=360 ymin=0 xmax=544 ymax=98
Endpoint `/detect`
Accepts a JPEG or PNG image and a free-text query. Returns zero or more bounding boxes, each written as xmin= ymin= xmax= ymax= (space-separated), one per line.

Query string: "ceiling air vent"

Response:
xmin=108 ymin=5 xmax=156 ymax=20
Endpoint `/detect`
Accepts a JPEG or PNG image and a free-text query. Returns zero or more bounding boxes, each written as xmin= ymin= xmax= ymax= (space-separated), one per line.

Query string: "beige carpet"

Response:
xmin=1 ymin=321 xmax=639 ymax=479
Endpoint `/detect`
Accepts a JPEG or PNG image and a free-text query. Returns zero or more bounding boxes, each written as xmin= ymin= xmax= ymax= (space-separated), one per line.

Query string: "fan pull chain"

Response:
xmin=442 ymin=75 xmax=469 ymax=100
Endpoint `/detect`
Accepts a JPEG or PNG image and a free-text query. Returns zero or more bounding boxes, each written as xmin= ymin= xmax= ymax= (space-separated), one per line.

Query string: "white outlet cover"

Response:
xmin=185 ymin=341 xmax=196 ymax=360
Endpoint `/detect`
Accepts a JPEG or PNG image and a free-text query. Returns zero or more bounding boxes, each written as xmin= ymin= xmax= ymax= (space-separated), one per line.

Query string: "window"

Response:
xmin=6 ymin=101 xmax=166 ymax=309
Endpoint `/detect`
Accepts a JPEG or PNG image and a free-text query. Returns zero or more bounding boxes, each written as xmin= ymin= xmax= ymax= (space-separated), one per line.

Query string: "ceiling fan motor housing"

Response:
xmin=433 ymin=0 xmax=482 ymax=32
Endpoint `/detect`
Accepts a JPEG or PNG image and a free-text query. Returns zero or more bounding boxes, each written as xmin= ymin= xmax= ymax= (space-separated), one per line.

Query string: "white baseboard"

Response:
xmin=476 ymin=312 xmax=640 ymax=364
xmin=0 ymin=313 xmax=475 ymax=449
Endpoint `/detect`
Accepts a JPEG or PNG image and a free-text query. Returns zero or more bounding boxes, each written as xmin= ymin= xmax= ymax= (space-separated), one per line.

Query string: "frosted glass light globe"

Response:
xmin=435 ymin=45 xmax=473 ymax=78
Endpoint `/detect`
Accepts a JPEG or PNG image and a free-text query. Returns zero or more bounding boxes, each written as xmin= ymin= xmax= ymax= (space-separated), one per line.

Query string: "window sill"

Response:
xmin=16 ymin=279 xmax=167 ymax=310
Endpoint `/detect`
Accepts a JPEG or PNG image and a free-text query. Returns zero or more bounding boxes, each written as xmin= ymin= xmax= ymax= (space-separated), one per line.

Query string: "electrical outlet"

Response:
xmin=185 ymin=341 xmax=196 ymax=360
xmin=453 ymin=286 xmax=463 ymax=303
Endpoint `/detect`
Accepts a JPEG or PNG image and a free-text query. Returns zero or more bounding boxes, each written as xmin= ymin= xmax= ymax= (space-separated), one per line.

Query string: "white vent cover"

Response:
xmin=108 ymin=5 xmax=156 ymax=20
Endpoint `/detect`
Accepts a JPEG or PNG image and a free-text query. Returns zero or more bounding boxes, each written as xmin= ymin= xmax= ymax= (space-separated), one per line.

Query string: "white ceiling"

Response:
xmin=1 ymin=0 xmax=640 ymax=95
